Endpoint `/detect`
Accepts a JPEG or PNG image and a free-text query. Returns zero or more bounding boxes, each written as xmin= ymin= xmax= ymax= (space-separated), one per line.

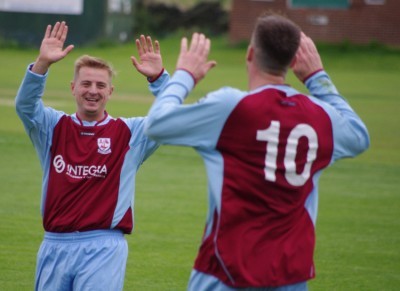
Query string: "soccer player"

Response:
xmin=144 ymin=13 xmax=370 ymax=290
xmin=15 ymin=21 xmax=167 ymax=290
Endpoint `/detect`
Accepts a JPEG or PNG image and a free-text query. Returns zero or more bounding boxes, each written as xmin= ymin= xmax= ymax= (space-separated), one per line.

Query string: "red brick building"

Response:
xmin=229 ymin=0 xmax=400 ymax=47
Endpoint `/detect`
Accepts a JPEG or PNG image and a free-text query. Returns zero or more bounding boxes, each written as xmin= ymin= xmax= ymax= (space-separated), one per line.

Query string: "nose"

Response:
xmin=88 ymin=84 xmax=98 ymax=94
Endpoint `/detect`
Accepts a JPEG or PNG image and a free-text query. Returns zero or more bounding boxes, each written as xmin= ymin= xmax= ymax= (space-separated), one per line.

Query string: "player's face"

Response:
xmin=71 ymin=67 xmax=114 ymax=122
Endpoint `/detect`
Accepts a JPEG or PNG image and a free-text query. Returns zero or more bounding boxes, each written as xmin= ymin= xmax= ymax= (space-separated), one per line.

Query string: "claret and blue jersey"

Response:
xmin=145 ymin=69 xmax=370 ymax=288
xmin=15 ymin=65 xmax=160 ymax=234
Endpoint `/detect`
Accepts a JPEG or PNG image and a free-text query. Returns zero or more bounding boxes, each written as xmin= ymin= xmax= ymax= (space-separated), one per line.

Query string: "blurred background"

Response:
xmin=0 ymin=0 xmax=399 ymax=48
xmin=1 ymin=1 xmax=399 ymax=290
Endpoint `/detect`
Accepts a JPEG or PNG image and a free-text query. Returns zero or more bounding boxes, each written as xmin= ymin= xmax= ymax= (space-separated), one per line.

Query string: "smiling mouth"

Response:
xmin=85 ymin=97 xmax=99 ymax=103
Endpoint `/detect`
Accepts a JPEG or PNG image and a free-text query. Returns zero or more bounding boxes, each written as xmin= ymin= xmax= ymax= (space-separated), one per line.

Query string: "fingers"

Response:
xmin=44 ymin=24 xmax=52 ymax=38
xmin=136 ymin=35 xmax=160 ymax=56
xmin=130 ymin=56 xmax=139 ymax=69
xmin=50 ymin=22 xmax=60 ymax=38
xmin=177 ymin=32 xmax=215 ymax=83
xmin=59 ymin=23 xmax=69 ymax=43
xmin=187 ymin=33 xmax=208 ymax=55
xmin=154 ymin=40 xmax=160 ymax=54
xmin=292 ymin=32 xmax=323 ymax=82
xmin=135 ymin=38 xmax=144 ymax=56
xmin=180 ymin=37 xmax=188 ymax=54
xmin=138 ymin=35 xmax=151 ymax=53
xmin=132 ymin=35 xmax=158 ymax=56
xmin=146 ymin=36 xmax=154 ymax=53
xmin=189 ymin=33 xmax=200 ymax=52
xmin=64 ymin=44 xmax=75 ymax=56
xmin=46 ymin=21 xmax=68 ymax=41
xmin=187 ymin=33 xmax=211 ymax=59
xmin=299 ymin=32 xmax=317 ymax=56
xmin=204 ymin=38 xmax=211 ymax=58
xmin=55 ymin=22 xmax=66 ymax=39
xmin=204 ymin=60 xmax=217 ymax=73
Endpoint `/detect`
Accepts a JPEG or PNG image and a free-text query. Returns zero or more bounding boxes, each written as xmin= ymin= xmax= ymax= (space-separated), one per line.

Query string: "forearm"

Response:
xmin=148 ymin=69 xmax=170 ymax=97
xmin=144 ymin=70 xmax=195 ymax=141
xmin=15 ymin=64 xmax=47 ymax=124
xmin=149 ymin=69 xmax=195 ymax=109
xmin=305 ymin=71 xmax=363 ymax=120
xmin=31 ymin=57 xmax=51 ymax=75
xmin=306 ymin=71 xmax=370 ymax=156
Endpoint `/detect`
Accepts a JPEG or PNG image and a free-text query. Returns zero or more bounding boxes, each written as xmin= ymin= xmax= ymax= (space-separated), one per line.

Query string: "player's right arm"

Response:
xmin=144 ymin=33 xmax=223 ymax=146
xmin=15 ymin=65 xmax=64 ymax=165
xmin=15 ymin=21 xmax=72 ymax=164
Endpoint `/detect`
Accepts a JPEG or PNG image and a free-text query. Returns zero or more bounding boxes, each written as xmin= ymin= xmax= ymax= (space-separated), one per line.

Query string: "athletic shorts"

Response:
xmin=187 ymin=270 xmax=308 ymax=291
xmin=35 ymin=230 xmax=128 ymax=291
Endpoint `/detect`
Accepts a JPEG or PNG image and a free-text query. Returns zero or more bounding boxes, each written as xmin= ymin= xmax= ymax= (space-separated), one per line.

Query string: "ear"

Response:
xmin=70 ymin=81 xmax=75 ymax=95
xmin=289 ymin=55 xmax=297 ymax=68
xmin=246 ymin=45 xmax=254 ymax=62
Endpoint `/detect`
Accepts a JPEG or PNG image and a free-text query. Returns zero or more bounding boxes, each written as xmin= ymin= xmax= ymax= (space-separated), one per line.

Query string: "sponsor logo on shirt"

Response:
xmin=53 ymin=155 xmax=107 ymax=179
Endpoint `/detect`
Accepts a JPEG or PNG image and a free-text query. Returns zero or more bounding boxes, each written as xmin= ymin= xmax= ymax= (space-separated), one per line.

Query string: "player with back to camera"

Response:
xmin=143 ymin=12 xmax=370 ymax=291
xmin=15 ymin=21 xmax=170 ymax=290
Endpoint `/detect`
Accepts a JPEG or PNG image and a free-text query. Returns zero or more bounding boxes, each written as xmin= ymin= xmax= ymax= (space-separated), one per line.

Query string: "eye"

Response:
xmin=97 ymin=83 xmax=107 ymax=89
xmin=81 ymin=81 xmax=91 ymax=87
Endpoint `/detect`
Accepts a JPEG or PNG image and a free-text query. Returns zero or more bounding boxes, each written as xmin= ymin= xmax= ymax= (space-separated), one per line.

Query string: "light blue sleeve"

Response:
xmin=15 ymin=65 xmax=64 ymax=167
xmin=148 ymin=69 xmax=170 ymax=97
xmin=121 ymin=116 xmax=160 ymax=165
xmin=144 ymin=70 xmax=246 ymax=148
xmin=305 ymin=71 xmax=370 ymax=162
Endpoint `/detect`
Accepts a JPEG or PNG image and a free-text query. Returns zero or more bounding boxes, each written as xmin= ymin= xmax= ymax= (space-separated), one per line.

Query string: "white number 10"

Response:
xmin=256 ymin=121 xmax=318 ymax=186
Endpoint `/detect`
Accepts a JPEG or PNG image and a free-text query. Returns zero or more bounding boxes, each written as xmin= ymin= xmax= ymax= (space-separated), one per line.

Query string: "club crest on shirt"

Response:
xmin=97 ymin=138 xmax=111 ymax=154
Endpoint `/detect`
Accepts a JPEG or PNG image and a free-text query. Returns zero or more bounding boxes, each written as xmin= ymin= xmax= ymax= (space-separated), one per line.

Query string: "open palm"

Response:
xmin=131 ymin=35 xmax=163 ymax=79
xmin=38 ymin=22 xmax=74 ymax=66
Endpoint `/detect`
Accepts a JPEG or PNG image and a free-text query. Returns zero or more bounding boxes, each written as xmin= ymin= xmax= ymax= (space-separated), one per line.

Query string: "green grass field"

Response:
xmin=0 ymin=35 xmax=399 ymax=290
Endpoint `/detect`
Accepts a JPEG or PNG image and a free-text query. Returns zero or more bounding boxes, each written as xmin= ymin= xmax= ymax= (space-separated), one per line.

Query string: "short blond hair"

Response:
xmin=74 ymin=55 xmax=116 ymax=81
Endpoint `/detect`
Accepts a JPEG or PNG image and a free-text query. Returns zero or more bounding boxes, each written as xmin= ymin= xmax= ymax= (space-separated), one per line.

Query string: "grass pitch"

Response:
xmin=0 ymin=36 xmax=399 ymax=290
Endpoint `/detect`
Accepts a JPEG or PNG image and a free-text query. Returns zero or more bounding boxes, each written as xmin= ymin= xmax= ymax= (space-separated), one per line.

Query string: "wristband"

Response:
xmin=302 ymin=68 xmax=324 ymax=83
xmin=176 ymin=68 xmax=197 ymax=85
xmin=147 ymin=68 xmax=165 ymax=83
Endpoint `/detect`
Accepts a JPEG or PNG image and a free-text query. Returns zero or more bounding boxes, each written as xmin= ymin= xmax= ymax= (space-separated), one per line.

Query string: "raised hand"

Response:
xmin=131 ymin=35 xmax=163 ymax=80
xmin=291 ymin=32 xmax=323 ymax=82
xmin=176 ymin=33 xmax=216 ymax=83
xmin=32 ymin=21 xmax=74 ymax=75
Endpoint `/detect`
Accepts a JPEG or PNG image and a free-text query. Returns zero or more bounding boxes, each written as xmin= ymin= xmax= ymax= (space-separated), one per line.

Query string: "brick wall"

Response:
xmin=229 ymin=0 xmax=400 ymax=46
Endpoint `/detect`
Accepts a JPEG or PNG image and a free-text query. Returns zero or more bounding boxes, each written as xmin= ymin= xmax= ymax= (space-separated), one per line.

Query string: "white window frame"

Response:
xmin=0 ymin=0 xmax=83 ymax=15
xmin=365 ymin=0 xmax=385 ymax=5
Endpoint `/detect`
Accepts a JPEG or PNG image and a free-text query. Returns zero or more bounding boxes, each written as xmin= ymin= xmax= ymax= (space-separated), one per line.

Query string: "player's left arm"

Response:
xmin=131 ymin=35 xmax=163 ymax=78
xmin=130 ymin=34 xmax=170 ymax=97
xmin=292 ymin=32 xmax=370 ymax=159
xmin=306 ymin=72 xmax=369 ymax=160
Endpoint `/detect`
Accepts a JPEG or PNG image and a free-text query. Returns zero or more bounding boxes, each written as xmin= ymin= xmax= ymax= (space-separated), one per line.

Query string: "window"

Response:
xmin=0 ymin=0 xmax=83 ymax=14
xmin=289 ymin=0 xmax=350 ymax=9
xmin=307 ymin=15 xmax=329 ymax=26
xmin=365 ymin=0 xmax=385 ymax=5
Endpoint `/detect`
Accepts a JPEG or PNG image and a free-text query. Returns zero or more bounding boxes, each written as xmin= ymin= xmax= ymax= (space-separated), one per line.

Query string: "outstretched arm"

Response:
xmin=32 ymin=21 xmax=74 ymax=75
xmin=144 ymin=33 xmax=222 ymax=146
xmin=131 ymin=35 xmax=164 ymax=80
